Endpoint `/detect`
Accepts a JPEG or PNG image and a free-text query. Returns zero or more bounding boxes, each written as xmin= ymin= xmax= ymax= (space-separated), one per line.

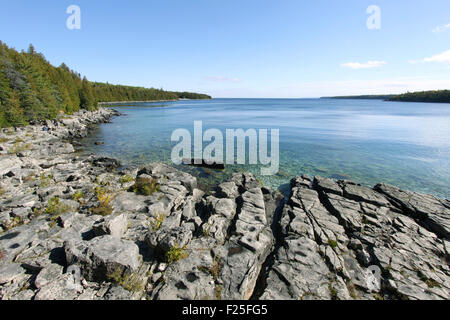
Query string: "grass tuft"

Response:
xmin=150 ymin=213 xmax=165 ymax=231
xmin=131 ymin=177 xmax=160 ymax=196
xmin=108 ymin=268 xmax=144 ymax=292
xmin=44 ymin=197 xmax=72 ymax=216
xmin=328 ymin=239 xmax=338 ymax=249
xmin=40 ymin=173 xmax=54 ymax=188
xmin=166 ymin=243 xmax=189 ymax=264
xmin=90 ymin=187 xmax=114 ymax=216
xmin=119 ymin=174 xmax=135 ymax=185
xmin=72 ymin=191 xmax=84 ymax=201
xmin=8 ymin=141 xmax=31 ymax=154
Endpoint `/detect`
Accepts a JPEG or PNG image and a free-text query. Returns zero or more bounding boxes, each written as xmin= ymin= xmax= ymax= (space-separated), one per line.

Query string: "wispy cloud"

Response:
xmin=409 ymin=50 xmax=450 ymax=64
xmin=205 ymin=76 xmax=241 ymax=83
xmin=432 ymin=23 xmax=450 ymax=33
xmin=340 ymin=61 xmax=386 ymax=70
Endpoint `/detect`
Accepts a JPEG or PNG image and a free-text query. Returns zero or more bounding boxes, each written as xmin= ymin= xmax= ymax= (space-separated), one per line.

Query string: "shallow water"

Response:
xmin=80 ymin=98 xmax=450 ymax=198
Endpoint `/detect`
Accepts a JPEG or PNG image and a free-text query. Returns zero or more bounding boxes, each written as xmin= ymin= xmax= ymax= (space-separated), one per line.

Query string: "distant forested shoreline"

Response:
xmin=323 ymin=90 xmax=450 ymax=103
xmin=0 ymin=41 xmax=211 ymax=128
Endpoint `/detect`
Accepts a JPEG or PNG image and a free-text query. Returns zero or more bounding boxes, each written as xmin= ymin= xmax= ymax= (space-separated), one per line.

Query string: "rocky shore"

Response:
xmin=0 ymin=108 xmax=449 ymax=300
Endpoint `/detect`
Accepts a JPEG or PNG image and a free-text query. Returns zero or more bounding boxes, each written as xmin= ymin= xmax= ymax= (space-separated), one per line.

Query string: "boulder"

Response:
xmin=64 ymin=235 xmax=141 ymax=282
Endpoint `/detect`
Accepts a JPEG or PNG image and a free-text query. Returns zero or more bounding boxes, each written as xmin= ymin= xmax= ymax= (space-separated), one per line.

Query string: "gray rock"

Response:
xmin=0 ymin=263 xmax=26 ymax=284
xmin=146 ymin=225 xmax=193 ymax=255
xmin=93 ymin=214 xmax=128 ymax=238
xmin=35 ymin=264 xmax=64 ymax=289
xmin=65 ymin=235 xmax=141 ymax=282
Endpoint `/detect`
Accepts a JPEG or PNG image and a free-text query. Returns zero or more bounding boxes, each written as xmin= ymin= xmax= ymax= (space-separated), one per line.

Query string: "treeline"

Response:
xmin=0 ymin=41 xmax=211 ymax=128
xmin=322 ymin=95 xmax=395 ymax=100
xmin=388 ymin=90 xmax=450 ymax=103
xmin=89 ymin=82 xmax=211 ymax=103
xmin=324 ymin=91 xmax=450 ymax=103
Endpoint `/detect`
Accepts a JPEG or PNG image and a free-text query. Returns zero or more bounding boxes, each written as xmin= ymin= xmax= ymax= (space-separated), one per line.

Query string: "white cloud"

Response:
xmin=432 ymin=23 xmax=450 ymax=33
xmin=340 ymin=61 xmax=386 ymax=70
xmin=409 ymin=50 xmax=450 ymax=64
xmin=205 ymin=76 xmax=241 ymax=83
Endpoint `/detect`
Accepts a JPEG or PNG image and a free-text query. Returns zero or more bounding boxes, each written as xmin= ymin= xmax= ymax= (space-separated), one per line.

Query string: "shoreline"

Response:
xmin=97 ymin=98 xmax=211 ymax=106
xmin=0 ymin=107 xmax=449 ymax=300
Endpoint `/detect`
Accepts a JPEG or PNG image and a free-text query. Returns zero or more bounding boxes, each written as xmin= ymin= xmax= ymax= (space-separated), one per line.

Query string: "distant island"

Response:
xmin=0 ymin=41 xmax=211 ymax=128
xmin=322 ymin=90 xmax=450 ymax=103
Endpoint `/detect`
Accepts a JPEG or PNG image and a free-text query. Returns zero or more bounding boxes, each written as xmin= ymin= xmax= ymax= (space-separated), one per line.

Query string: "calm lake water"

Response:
xmin=80 ymin=98 xmax=450 ymax=198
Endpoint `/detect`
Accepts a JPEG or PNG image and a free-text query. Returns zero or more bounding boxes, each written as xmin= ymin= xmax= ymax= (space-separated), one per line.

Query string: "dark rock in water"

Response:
xmin=94 ymin=141 xmax=104 ymax=145
xmin=275 ymin=169 xmax=290 ymax=178
xmin=90 ymin=156 xmax=121 ymax=170
xmin=182 ymin=158 xmax=225 ymax=170
xmin=330 ymin=173 xmax=350 ymax=180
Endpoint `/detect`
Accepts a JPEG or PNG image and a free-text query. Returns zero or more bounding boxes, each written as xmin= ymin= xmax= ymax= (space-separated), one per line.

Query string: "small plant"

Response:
xmin=202 ymin=224 xmax=211 ymax=237
xmin=0 ymin=187 xmax=4 ymax=197
xmin=4 ymin=216 xmax=22 ymax=230
xmin=119 ymin=174 xmax=135 ymax=185
xmin=8 ymin=141 xmax=31 ymax=154
xmin=90 ymin=205 xmax=113 ymax=216
xmin=346 ymin=280 xmax=358 ymax=299
xmin=214 ymin=285 xmax=223 ymax=300
xmin=72 ymin=191 xmax=84 ymax=201
xmin=44 ymin=197 xmax=72 ymax=216
xmin=32 ymin=207 xmax=42 ymax=217
xmin=150 ymin=213 xmax=165 ymax=231
xmin=90 ymin=187 xmax=114 ymax=216
xmin=417 ymin=270 xmax=441 ymax=288
xmin=373 ymin=293 xmax=384 ymax=300
xmin=0 ymin=137 xmax=9 ymax=143
xmin=198 ymin=254 xmax=221 ymax=281
xmin=425 ymin=279 xmax=441 ymax=289
xmin=108 ymin=268 xmax=144 ymax=292
xmin=95 ymin=187 xmax=113 ymax=206
xmin=23 ymin=173 xmax=36 ymax=182
xmin=166 ymin=243 xmax=189 ymax=264
xmin=256 ymin=178 xmax=264 ymax=187
xmin=13 ymin=137 xmax=24 ymax=143
xmin=328 ymin=239 xmax=338 ymax=249
xmin=39 ymin=173 xmax=54 ymax=188
xmin=131 ymin=177 xmax=160 ymax=196
xmin=328 ymin=283 xmax=339 ymax=300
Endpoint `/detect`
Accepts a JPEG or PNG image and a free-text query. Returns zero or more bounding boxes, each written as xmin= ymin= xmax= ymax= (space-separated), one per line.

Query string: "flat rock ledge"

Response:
xmin=0 ymin=109 xmax=449 ymax=300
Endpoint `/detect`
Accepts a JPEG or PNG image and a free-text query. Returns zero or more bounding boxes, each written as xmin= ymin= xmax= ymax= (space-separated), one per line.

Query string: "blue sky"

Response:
xmin=1 ymin=0 xmax=449 ymax=98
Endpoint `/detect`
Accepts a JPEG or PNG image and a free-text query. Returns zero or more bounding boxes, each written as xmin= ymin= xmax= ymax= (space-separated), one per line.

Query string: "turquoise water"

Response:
xmin=80 ymin=99 xmax=450 ymax=198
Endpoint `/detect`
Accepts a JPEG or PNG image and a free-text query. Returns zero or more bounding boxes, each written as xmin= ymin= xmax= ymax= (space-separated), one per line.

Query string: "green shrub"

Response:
xmin=8 ymin=141 xmax=31 ymax=154
xmin=198 ymin=254 xmax=221 ymax=281
xmin=72 ymin=191 xmax=84 ymax=201
xmin=0 ymin=137 xmax=9 ymax=143
xmin=107 ymin=268 xmax=144 ymax=292
xmin=40 ymin=173 xmax=54 ymax=188
xmin=90 ymin=204 xmax=113 ymax=216
xmin=131 ymin=177 xmax=160 ymax=196
xmin=328 ymin=239 xmax=338 ymax=249
xmin=151 ymin=213 xmax=165 ymax=231
xmin=328 ymin=283 xmax=339 ymax=300
xmin=119 ymin=174 xmax=135 ymax=185
xmin=90 ymin=187 xmax=113 ymax=216
xmin=44 ymin=197 xmax=72 ymax=216
xmin=166 ymin=243 xmax=189 ymax=264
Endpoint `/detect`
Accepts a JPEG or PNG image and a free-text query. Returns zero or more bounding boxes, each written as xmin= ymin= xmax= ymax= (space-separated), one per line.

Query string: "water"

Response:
xmin=80 ymin=98 xmax=450 ymax=198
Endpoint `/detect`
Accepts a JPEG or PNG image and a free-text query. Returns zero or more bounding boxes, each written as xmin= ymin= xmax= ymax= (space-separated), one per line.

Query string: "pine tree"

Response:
xmin=5 ymin=90 xmax=26 ymax=126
